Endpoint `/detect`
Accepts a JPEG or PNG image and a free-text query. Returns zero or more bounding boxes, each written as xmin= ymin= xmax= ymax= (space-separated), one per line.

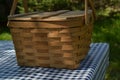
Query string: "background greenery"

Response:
xmin=0 ymin=0 xmax=120 ymax=80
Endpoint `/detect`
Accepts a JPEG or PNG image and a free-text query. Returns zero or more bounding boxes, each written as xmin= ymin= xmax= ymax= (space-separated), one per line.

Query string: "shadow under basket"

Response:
xmin=8 ymin=10 xmax=93 ymax=69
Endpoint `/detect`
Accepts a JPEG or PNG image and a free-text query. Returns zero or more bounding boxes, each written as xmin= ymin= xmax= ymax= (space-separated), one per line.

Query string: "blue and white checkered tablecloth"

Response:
xmin=0 ymin=41 xmax=109 ymax=80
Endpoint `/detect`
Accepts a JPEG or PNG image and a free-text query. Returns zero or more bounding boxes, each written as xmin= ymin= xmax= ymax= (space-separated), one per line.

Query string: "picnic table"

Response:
xmin=0 ymin=41 xmax=109 ymax=80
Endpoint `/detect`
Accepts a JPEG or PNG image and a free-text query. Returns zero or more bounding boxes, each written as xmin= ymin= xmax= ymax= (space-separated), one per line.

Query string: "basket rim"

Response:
xmin=8 ymin=10 xmax=92 ymax=21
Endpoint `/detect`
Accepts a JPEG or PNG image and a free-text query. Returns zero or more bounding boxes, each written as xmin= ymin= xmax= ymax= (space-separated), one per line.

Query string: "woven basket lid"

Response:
xmin=8 ymin=10 xmax=92 ymax=21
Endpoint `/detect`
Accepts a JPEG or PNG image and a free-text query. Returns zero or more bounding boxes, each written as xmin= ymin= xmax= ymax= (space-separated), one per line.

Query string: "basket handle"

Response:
xmin=10 ymin=0 xmax=28 ymax=15
xmin=9 ymin=0 xmax=96 ymax=24
xmin=85 ymin=0 xmax=96 ymax=24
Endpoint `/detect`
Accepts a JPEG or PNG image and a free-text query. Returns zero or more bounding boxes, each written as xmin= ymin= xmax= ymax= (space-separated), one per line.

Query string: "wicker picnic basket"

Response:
xmin=8 ymin=0 xmax=96 ymax=69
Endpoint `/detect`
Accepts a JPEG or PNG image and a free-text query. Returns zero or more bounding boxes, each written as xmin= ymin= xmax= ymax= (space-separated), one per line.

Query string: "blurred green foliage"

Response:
xmin=37 ymin=0 xmax=72 ymax=11
xmin=18 ymin=0 xmax=84 ymax=12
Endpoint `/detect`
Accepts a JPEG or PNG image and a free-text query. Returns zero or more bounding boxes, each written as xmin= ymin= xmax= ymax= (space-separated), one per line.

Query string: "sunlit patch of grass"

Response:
xmin=0 ymin=33 xmax=12 ymax=40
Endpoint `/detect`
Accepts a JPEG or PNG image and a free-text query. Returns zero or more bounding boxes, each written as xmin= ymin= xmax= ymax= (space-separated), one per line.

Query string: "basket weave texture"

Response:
xmin=8 ymin=10 xmax=93 ymax=69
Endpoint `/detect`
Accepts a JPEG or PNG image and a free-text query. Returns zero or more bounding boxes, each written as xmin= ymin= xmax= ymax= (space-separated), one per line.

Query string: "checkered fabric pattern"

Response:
xmin=0 ymin=41 xmax=109 ymax=80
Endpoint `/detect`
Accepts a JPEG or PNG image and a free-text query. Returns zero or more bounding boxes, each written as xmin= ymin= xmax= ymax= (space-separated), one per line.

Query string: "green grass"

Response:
xmin=0 ymin=32 xmax=12 ymax=40
xmin=92 ymin=12 xmax=120 ymax=80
